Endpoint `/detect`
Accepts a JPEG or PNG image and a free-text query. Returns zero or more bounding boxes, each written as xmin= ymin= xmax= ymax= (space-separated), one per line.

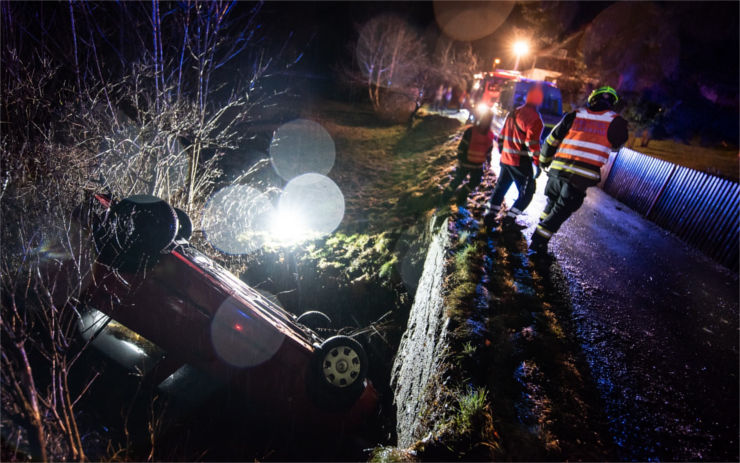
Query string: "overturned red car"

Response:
xmin=62 ymin=192 xmax=377 ymax=428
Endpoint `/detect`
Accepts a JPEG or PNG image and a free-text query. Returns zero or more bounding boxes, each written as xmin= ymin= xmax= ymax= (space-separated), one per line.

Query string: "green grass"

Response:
xmin=453 ymin=386 xmax=490 ymax=434
xmin=628 ymin=136 xmax=738 ymax=180
xmin=368 ymin=446 xmax=418 ymax=463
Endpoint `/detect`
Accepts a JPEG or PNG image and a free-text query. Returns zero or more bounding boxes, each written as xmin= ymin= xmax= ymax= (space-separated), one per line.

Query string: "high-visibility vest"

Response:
xmin=550 ymin=107 xmax=617 ymax=184
xmin=466 ymin=128 xmax=493 ymax=165
xmin=500 ymin=105 xmax=543 ymax=167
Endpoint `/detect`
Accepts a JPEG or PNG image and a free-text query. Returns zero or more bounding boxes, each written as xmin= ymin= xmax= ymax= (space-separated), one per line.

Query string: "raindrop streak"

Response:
xmin=202 ymin=185 xmax=274 ymax=254
xmin=210 ymin=298 xmax=285 ymax=368
xmin=269 ymin=119 xmax=336 ymax=181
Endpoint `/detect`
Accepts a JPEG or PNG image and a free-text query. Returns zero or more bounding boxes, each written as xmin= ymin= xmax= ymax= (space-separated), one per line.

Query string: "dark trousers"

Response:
xmin=488 ymin=163 xmax=535 ymax=213
xmin=442 ymin=165 xmax=483 ymax=200
xmin=532 ymin=175 xmax=587 ymax=246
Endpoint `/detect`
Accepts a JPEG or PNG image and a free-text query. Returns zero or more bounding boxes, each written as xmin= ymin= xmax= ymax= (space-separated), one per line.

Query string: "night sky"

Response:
xmin=260 ymin=1 xmax=738 ymax=90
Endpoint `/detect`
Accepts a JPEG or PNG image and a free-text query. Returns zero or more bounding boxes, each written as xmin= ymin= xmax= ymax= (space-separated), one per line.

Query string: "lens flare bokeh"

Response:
xmin=210 ymin=297 xmax=285 ymax=368
xmin=269 ymin=119 xmax=336 ymax=181
xmin=433 ymin=1 xmax=514 ymax=41
xmin=202 ymin=185 xmax=275 ymax=254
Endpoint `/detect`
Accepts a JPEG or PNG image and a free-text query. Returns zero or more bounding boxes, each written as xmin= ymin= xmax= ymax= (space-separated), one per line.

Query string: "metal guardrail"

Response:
xmin=602 ymin=148 xmax=739 ymax=272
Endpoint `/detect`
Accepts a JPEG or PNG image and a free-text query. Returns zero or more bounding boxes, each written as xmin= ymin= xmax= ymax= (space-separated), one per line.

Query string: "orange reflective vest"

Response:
xmin=499 ymin=105 xmax=543 ymax=167
xmin=550 ymin=108 xmax=617 ymax=184
xmin=464 ymin=128 xmax=494 ymax=166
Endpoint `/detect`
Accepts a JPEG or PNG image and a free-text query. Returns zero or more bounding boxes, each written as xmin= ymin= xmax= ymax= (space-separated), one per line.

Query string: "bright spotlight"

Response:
xmin=513 ymin=40 xmax=529 ymax=56
xmin=270 ymin=205 xmax=313 ymax=245
xmin=476 ymin=102 xmax=490 ymax=114
xmin=512 ymin=40 xmax=530 ymax=71
xmin=266 ymin=173 xmax=345 ymax=247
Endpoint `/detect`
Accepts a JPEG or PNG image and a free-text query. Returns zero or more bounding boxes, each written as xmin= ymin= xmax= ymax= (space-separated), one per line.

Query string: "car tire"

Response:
xmin=95 ymin=195 xmax=178 ymax=270
xmin=296 ymin=311 xmax=332 ymax=331
xmin=174 ymin=207 xmax=192 ymax=241
xmin=308 ymin=335 xmax=368 ymax=410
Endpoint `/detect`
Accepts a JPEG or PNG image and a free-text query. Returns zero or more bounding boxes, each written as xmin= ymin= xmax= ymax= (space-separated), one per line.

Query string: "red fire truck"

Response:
xmin=468 ymin=69 xmax=521 ymax=118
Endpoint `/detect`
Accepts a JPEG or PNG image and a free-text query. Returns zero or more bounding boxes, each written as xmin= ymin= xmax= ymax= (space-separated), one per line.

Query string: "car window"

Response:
xmin=78 ymin=308 xmax=165 ymax=374
xmin=157 ymin=363 xmax=224 ymax=404
xmin=500 ymin=85 xmax=515 ymax=111
xmin=541 ymin=87 xmax=563 ymax=117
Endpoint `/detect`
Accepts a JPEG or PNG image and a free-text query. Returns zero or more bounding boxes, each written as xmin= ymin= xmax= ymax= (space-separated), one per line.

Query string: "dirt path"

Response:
xmin=525 ymin=181 xmax=739 ymax=460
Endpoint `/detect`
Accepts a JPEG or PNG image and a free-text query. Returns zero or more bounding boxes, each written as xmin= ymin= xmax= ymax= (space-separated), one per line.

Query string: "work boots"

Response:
xmin=500 ymin=215 xmax=528 ymax=231
xmin=528 ymin=233 xmax=550 ymax=256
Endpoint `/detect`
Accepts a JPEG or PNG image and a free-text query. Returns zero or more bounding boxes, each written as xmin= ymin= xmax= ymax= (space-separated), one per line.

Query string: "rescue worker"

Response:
xmin=484 ymin=85 xmax=545 ymax=230
xmin=440 ymin=109 xmax=494 ymax=204
xmin=530 ymin=86 xmax=629 ymax=254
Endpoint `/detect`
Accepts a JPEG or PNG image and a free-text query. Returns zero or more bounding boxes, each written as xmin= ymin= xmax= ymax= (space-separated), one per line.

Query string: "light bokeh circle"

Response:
xmin=269 ymin=119 xmax=336 ymax=181
xmin=202 ymin=184 xmax=274 ymax=254
xmin=433 ymin=1 xmax=514 ymax=41
xmin=210 ymin=297 xmax=285 ymax=368
xmin=274 ymin=173 xmax=345 ymax=242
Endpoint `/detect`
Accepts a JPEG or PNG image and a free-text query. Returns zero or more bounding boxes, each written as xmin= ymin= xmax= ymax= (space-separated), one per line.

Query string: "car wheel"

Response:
xmin=174 ymin=207 xmax=192 ymax=241
xmin=95 ymin=195 xmax=178 ymax=269
xmin=296 ymin=310 xmax=332 ymax=330
xmin=309 ymin=335 xmax=368 ymax=409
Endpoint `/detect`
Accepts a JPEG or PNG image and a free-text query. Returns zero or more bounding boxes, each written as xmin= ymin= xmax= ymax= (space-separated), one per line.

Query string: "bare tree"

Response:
xmin=353 ymin=14 xmax=426 ymax=112
xmin=432 ymin=37 xmax=479 ymax=90
xmin=70 ymin=1 xmax=277 ymax=215
xmin=1 ymin=47 xmax=102 ymax=460
xmin=1 ymin=1 xmax=290 ymax=459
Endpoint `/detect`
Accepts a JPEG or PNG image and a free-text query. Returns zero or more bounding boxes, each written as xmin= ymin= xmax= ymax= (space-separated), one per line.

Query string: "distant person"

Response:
xmin=444 ymin=86 xmax=453 ymax=110
xmin=440 ymin=110 xmax=494 ymax=204
xmin=457 ymin=90 xmax=468 ymax=113
xmin=484 ymin=85 xmax=545 ymax=230
xmin=433 ymin=84 xmax=444 ymax=111
xmin=530 ymin=86 xmax=629 ymax=255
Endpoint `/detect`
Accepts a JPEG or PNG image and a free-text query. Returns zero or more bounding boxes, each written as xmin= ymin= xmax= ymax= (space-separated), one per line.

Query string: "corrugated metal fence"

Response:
xmin=602 ymin=148 xmax=739 ymax=272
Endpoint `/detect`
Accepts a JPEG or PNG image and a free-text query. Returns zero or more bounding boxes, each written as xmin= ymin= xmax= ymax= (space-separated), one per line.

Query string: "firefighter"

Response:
xmin=530 ymin=86 xmax=629 ymax=255
xmin=484 ymin=85 xmax=545 ymax=230
xmin=440 ymin=109 xmax=494 ymax=204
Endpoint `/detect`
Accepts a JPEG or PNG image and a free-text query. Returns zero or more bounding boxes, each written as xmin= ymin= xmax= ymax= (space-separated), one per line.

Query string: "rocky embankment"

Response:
xmin=381 ymin=153 xmax=617 ymax=462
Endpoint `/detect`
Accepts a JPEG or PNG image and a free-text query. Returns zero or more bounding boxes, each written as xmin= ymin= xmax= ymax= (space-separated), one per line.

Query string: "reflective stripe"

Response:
xmin=489 ymin=205 xmax=501 ymax=211
xmin=506 ymin=210 xmax=518 ymax=218
xmin=560 ymin=138 xmax=612 ymax=154
xmin=557 ymin=148 xmax=609 ymax=164
xmin=503 ymin=147 xmax=529 ymax=155
xmin=539 ymin=211 xmax=548 ymax=220
xmin=546 ymin=133 xmax=560 ymax=146
xmin=535 ymin=225 xmax=552 ymax=238
xmin=555 ymin=152 xmax=604 ymax=168
xmin=550 ymin=160 xmax=600 ymax=180
xmin=576 ymin=108 xmax=617 ymax=122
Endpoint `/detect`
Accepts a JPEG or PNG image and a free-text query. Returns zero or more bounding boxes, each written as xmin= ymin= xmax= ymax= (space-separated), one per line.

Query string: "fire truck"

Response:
xmin=469 ymin=70 xmax=564 ymax=142
xmin=468 ymin=69 xmax=521 ymax=118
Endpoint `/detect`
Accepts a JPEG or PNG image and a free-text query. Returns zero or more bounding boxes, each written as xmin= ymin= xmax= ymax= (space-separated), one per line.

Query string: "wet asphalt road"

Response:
xmin=530 ymin=184 xmax=739 ymax=461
